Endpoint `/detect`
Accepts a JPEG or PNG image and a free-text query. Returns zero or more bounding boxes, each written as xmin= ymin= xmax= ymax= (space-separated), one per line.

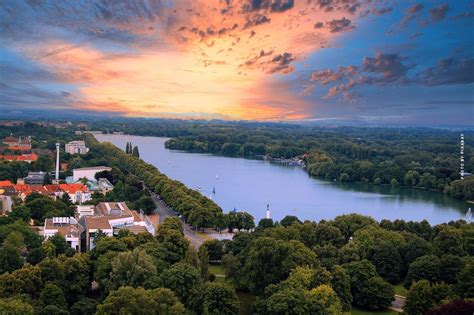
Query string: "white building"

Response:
xmin=73 ymin=166 xmax=112 ymax=182
xmin=43 ymin=217 xmax=82 ymax=252
xmin=78 ymin=202 xmax=154 ymax=251
xmin=65 ymin=141 xmax=89 ymax=155
xmin=0 ymin=195 xmax=12 ymax=215
xmin=76 ymin=205 xmax=95 ymax=217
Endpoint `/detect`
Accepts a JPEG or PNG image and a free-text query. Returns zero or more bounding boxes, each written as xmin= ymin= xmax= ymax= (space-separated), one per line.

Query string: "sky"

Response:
xmin=0 ymin=0 xmax=473 ymax=126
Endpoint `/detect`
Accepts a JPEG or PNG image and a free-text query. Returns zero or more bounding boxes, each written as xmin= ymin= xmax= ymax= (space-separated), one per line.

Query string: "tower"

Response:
xmin=266 ymin=204 xmax=270 ymax=219
xmin=55 ymin=143 xmax=60 ymax=181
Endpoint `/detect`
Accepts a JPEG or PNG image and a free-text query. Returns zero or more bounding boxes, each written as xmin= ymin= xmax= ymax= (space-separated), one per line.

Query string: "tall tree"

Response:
xmin=132 ymin=145 xmax=140 ymax=157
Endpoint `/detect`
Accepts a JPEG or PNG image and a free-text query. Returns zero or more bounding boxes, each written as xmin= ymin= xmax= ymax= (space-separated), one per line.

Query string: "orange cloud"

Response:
xmin=17 ymin=0 xmax=367 ymax=120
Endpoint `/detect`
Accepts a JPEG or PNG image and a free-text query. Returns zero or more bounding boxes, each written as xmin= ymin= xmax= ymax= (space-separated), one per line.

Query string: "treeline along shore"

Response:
xmin=86 ymin=119 xmax=474 ymax=202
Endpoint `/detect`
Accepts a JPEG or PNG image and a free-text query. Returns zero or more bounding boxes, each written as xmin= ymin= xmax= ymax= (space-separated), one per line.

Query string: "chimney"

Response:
xmin=55 ymin=143 xmax=60 ymax=181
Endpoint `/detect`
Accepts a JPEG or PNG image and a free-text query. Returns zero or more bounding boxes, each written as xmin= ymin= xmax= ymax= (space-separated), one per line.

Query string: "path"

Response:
xmin=389 ymin=295 xmax=406 ymax=313
xmin=149 ymin=191 xmax=204 ymax=249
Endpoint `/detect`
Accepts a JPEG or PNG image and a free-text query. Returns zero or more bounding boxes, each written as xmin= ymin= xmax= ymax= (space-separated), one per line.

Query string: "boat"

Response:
xmin=196 ymin=187 xmax=202 ymax=191
xmin=215 ymin=174 xmax=219 ymax=180
xmin=212 ymin=187 xmax=216 ymax=194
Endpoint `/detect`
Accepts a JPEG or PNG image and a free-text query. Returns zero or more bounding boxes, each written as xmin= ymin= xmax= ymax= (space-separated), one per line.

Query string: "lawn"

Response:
xmin=350 ymin=306 xmax=399 ymax=315
xmin=393 ymin=282 xmax=408 ymax=297
xmin=209 ymin=263 xmax=226 ymax=283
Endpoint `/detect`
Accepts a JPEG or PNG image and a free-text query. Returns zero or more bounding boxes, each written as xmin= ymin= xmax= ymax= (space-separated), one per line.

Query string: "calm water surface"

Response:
xmin=96 ymin=134 xmax=470 ymax=224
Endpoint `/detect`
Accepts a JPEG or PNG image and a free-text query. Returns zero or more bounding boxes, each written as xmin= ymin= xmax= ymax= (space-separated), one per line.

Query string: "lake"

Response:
xmin=95 ymin=134 xmax=470 ymax=224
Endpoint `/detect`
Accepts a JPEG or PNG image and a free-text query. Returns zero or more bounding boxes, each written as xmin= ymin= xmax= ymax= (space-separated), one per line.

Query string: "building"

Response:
xmin=0 ymin=195 xmax=13 ymax=215
xmin=76 ymin=205 xmax=95 ymax=217
xmin=98 ymin=178 xmax=114 ymax=194
xmin=12 ymin=183 xmax=91 ymax=203
xmin=23 ymin=172 xmax=48 ymax=185
xmin=3 ymin=136 xmax=31 ymax=149
xmin=58 ymin=183 xmax=91 ymax=204
xmin=43 ymin=217 xmax=82 ymax=252
xmin=65 ymin=141 xmax=89 ymax=155
xmin=0 ymin=153 xmax=37 ymax=163
xmin=78 ymin=202 xmax=154 ymax=251
xmin=73 ymin=166 xmax=112 ymax=182
xmin=65 ymin=176 xmax=114 ymax=195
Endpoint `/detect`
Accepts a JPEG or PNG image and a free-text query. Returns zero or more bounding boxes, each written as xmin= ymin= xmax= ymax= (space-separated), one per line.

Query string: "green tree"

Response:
xmin=457 ymin=262 xmax=474 ymax=298
xmin=359 ymin=276 xmax=394 ymax=310
xmin=203 ymin=282 xmax=240 ymax=315
xmin=26 ymin=247 xmax=45 ymax=265
xmin=280 ymin=215 xmax=301 ymax=227
xmin=241 ymin=237 xmax=318 ymax=294
xmin=265 ymin=288 xmax=307 ymax=315
xmin=314 ymin=223 xmax=345 ymax=247
xmin=433 ymin=226 xmax=466 ymax=256
xmin=96 ymin=286 xmax=157 ymax=315
xmin=257 ymin=218 xmax=274 ymax=230
xmin=198 ymin=245 xmax=209 ymax=281
xmin=40 ymin=283 xmax=67 ymax=310
xmin=48 ymin=233 xmax=68 ymax=256
xmin=149 ymin=288 xmax=186 ymax=315
xmin=159 ymin=217 xmax=184 ymax=235
xmin=405 ymin=255 xmax=440 ymax=289
xmin=70 ymin=298 xmax=98 ymax=315
xmin=109 ymin=249 xmax=157 ymax=290
xmin=369 ymin=241 xmax=403 ymax=284
xmin=133 ymin=195 xmax=156 ymax=215
xmin=37 ymin=305 xmax=69 ymax=315
xmin=404 ymin=280 xmax=435 ymax=315
xmin=132 ymin=146 xmax=140 ymax=157
xmin=305 ymin=284 xmax=343 ymax=315
xmin=201 ymin=239 xmax=224 ymax=261
xmin=155 ymin=227 xmax=189 ymax=264
xmin=0 ymin=297 xmax=33 ymax=315
xmin=159 ymin=262 xmax=202 ymax=306
xmin=331 ymin=265 xmax=352 ymax=312
xmin=0 ymin=244 xmax=23 ymax=274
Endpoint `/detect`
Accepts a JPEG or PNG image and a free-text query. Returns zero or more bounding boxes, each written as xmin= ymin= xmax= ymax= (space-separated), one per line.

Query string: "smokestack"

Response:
xmin=55 ymin=143 xmax=60 ymax=181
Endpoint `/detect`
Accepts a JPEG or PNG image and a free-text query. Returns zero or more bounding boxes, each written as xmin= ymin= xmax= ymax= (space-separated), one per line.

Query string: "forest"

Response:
xmin=0 ymin=211 xmax=473 ymax=314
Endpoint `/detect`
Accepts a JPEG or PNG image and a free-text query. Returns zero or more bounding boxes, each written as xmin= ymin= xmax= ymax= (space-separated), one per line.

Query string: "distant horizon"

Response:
xmin=1 ymin=109 xmax=473 ymax=130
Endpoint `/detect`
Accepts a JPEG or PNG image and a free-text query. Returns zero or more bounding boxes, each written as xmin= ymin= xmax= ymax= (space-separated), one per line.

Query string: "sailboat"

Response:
xmin=212 ymin=187 xmax=216 ymax=194
xmin=215 ymin=174 xmax=219 ymax=180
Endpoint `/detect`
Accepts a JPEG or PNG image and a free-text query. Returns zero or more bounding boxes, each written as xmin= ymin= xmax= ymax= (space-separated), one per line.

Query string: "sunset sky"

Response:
xmin=1 ymin=0 xmax=473 ymax=125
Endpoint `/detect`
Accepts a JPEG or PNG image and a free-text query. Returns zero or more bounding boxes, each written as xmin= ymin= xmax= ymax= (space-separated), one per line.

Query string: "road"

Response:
xmin=389 ymin=295 xmax=406 ymax=313
xmin=150 ymin=193 xmax=204 ymax=249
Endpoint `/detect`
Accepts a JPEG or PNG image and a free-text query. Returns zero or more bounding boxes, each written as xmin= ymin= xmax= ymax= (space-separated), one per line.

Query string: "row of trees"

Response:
xmin=124 ymin=142 xmax=140 ymax=157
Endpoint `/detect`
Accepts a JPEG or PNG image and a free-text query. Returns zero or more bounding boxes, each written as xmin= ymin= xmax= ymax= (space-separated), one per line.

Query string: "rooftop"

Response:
xmin=73 ymin=166 xmax=112 ymax=171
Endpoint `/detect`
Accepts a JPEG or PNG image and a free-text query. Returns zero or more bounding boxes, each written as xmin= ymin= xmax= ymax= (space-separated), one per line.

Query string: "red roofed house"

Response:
xmin=3 ymin=136 xmax=31 ymax=148
xmin=59 ymin=183 xmax=91 ymax=204
xmin=13 ymin=183 xmax=91 ymax=204
xmin=0 ymin=153 xmax=38 ymax=163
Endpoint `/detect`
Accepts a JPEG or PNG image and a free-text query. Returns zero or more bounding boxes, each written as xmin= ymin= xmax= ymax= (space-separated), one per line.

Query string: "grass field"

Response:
xmin=393 ymin=283 xmax=408 ymax=296
xmin=209 ymin=264 xmax=226 ymax=283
